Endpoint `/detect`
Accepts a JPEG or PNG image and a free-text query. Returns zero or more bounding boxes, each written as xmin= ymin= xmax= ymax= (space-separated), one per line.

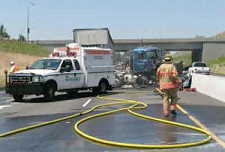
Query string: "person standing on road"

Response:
xmin=9 ymin=61 xmax=19 ymax=73
xmin=156 ymin=56 xmax=181 ymax=117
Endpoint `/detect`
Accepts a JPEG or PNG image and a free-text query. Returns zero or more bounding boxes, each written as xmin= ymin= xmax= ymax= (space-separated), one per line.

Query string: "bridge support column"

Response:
xmin=202 ymin=43 xmax=225 ymax=62
xmin=192 ymin=49 xmax=202 ymax=62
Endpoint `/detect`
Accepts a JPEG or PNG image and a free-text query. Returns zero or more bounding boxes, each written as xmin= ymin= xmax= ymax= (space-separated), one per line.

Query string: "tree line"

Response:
xmin=0 ymin=24 xmax=26 ymax=41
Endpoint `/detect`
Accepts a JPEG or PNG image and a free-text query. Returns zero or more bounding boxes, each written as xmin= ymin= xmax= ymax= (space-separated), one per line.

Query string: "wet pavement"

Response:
xmin=180 ymin=91 xmax=225 ymax=142
xmin=0 ymin=89 xmax=224 ymax=152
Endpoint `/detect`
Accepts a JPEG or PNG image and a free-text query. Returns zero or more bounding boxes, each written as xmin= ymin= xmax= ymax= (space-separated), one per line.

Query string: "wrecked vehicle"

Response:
xmin=115 ymin=47 xmax=163 ymax=88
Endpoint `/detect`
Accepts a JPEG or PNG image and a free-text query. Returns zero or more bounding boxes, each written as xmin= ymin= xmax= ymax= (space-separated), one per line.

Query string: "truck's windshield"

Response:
xmin=135 ymin=51 xmax=156 ymax=61
xmin=193 ymin=62 xmax=207 ymax=67
xmin=146 ymin=51 xmax=156 ymax=58
xmin=29 ymin=59 xmax=62 ymax=70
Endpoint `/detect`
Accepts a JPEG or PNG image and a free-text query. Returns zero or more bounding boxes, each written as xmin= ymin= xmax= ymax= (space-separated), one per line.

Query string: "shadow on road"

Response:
xmin=20 ymin=91 xmax=123 ymax=103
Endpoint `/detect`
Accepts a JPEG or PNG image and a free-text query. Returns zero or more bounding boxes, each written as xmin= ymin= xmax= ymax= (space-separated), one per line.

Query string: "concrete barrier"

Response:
xmin=191 ymin=73 xmax=225 ymax=103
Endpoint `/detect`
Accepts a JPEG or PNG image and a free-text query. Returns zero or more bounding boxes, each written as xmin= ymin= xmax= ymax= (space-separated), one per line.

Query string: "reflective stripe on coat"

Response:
xmin=157 ymin=62 xmax=180 ymax=90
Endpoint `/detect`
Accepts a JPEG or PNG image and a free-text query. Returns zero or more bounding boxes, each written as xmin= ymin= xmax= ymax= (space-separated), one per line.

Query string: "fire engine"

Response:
xmin=5 ymin=43 xmax=115 ymax=101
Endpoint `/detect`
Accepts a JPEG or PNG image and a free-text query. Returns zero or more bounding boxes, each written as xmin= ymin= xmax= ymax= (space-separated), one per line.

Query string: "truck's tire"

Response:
xmin=135 ymin=75 xmax=149 ymax=88
xmin=13 ymin=94 xmax=24 ymax=102
xmin=44 ymin=83 xmax=56 ymax=101
xmin=99 ymin=81 xmax=108 ymax=93
xmin=92 ymin=80 xmax=108 ymax=94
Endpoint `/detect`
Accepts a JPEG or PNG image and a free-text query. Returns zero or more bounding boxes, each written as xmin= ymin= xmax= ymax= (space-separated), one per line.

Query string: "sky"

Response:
xmin=1 ymin=0 xmax=225 ymax=40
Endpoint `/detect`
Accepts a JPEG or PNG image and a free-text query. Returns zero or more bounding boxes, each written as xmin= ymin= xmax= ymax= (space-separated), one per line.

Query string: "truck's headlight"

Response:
xmin=133 ymin=75 xmax=138 ymax=79
xmin=32 ymin=76 xmax=43 ymax=82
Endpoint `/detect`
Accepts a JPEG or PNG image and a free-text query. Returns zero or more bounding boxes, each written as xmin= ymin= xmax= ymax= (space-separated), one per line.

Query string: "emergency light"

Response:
xmin=50 ymin=47 xmax=78 ymax=57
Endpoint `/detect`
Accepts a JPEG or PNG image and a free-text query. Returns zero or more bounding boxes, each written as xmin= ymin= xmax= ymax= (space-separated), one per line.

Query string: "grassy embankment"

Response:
xmin=172 ymin=51 xmax=225 ymax=74
xmin=207 ymin=56 xmax=225 ymax=74
xmin=172 ymin=51 xmax=192 ymax=67
xmin=0 ymin=40 xmax=50 ymax=88
xmin=0 ymin=40 xmax=49 ymax=56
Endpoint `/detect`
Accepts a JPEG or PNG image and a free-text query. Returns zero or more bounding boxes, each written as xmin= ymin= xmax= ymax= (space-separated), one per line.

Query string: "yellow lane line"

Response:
xmin=155 ymin=87 xmax=224 ymax=148
xmin=177 ymin=104 xmax=225 ymax=148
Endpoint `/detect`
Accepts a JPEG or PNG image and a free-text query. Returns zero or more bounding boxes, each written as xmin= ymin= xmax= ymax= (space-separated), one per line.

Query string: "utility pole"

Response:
xmin=140 ymin=38 xmax=144 ymax=47
xmin=26 ymin=1 xmax=35 ymax=42
xmin=27 ymin=6 xmax=30 ymax=42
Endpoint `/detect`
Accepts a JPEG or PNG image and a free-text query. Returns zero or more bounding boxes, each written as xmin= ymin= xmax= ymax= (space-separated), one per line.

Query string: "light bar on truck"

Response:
xmin=50 ymin=47 xmax=78 ymax=57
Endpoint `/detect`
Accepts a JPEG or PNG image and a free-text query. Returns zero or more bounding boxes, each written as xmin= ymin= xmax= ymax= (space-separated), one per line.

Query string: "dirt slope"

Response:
xmin=0 ymin=52 xmax=42 ymax=87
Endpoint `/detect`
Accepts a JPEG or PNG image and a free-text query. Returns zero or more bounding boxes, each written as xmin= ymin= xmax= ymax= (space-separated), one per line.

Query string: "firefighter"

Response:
xmin=9 ymin=61 xmax=19 ymax=73
xmin=156 ymin=56 xmax=181 ymax=117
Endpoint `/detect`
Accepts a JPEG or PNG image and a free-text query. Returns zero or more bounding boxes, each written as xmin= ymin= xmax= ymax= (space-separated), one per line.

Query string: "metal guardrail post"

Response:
xmin=4 ymin=70 xmax=8 ymax=91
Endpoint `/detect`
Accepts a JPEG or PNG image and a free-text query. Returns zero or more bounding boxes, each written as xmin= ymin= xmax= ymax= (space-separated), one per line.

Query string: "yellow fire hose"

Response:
xmin=0 ymin=91 xmax=211 ymax=149
xmin=75 ymin=96 xmax=211 ymax=149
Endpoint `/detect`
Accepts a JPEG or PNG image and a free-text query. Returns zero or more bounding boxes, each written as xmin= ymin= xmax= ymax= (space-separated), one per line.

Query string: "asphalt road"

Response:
xmin=0 ymin=89 xmax=224 ymax=152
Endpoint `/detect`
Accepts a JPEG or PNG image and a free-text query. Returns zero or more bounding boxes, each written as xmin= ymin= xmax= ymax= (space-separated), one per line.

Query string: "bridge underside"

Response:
xmin=114 ymin=42 xmax=203 ymax=62
xmin=114 ymin=42 xmax=202 ymax=51
xmin=35 ymin=39 xmax=212 ymax=62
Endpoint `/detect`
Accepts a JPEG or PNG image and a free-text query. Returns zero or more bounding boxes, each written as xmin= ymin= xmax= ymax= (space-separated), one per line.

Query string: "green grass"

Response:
xmin=208 ymin=56 xmax=225 ymax=66
xmin=0 ymin=40 xmax=49 ymax=57
xmin=171 ymin=52 xmax=192 ymax=67
xmin=208 ymin=56 xmax=225 ymax=74
xmin=171 ymin=51 xmax=225 ymax=74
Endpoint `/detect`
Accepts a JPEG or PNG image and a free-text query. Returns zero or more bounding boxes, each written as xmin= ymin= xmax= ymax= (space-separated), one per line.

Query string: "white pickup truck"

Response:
xmin=5 ymin=43 xmax=115 ymax=101
xmin=188 ymin=62 xmax=210 ymax=75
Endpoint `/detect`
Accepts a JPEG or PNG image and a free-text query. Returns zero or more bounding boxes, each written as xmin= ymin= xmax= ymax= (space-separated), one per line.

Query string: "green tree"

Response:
xmin=18 ymin=34 xmax=26 ymax=41
xmin=0 ymin=25 xmax=10 ymax=39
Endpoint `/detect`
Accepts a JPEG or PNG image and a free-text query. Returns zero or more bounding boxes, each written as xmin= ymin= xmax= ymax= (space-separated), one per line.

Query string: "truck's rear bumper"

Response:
xmin=6 ymin=83 xmax=45 ymax=95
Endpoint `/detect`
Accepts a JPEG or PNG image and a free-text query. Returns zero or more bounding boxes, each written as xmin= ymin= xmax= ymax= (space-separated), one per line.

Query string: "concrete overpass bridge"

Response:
xmin=33 ymin=38 xmax=225 ymax=62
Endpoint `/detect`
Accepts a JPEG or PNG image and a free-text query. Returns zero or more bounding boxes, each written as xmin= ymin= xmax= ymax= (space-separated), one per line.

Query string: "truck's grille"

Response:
xmin=10 ymin=76 xmax=32 ymax=83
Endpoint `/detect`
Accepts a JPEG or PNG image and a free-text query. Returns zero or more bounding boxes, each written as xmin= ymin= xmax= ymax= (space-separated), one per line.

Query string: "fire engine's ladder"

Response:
xmin=0 ymin=91 xmax=211 ymax=149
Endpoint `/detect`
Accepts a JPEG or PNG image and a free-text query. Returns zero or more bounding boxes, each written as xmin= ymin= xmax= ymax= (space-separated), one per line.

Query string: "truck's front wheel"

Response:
xmin=44 ymin=83 xmax=56 ymax=101
xmin=93 ymin=81 xmax=108 ymax=94
xmin=13 ymin=94 xmax=24 ymax=102
xmin=99 ymin=81 xmax=107 ymax=93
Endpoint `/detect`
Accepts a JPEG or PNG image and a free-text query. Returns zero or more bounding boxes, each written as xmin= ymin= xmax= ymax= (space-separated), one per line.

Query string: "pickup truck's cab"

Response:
xmin=188 ymin=62 xmax=210 ymax=75
xmin=5 ymin=43 xmax=115 ymax=101
xmin=182 ymin=62 xmax=210 ymax=88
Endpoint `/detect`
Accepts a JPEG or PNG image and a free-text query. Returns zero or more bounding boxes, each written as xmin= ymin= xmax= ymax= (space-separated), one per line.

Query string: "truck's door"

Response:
xmin=71 ymin=59 xmax=85 ymax=88
xmin=58 ymin=59 xmax=75 ymax=90
xmin=58 ymin=59 xmax=85 ymax=89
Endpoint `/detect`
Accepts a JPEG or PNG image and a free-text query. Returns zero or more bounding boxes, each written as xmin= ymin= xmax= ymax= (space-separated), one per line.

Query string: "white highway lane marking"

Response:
xmin=82 ymin=98 xmax=92 ymax=107
xmin=0 ymin=105 xmax=12 ymax=110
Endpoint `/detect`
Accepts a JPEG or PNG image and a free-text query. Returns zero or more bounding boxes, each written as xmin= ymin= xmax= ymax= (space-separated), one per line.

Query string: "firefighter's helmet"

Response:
xmin=10 ymin=61 xmax=15 ymax=65
xmin=164 ymin=55 xmax=173 ymax=62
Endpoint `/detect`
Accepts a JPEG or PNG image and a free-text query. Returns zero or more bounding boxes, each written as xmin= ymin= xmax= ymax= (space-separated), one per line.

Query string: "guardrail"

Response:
xmin=191 ymin=73 xmax=225 ymax=103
